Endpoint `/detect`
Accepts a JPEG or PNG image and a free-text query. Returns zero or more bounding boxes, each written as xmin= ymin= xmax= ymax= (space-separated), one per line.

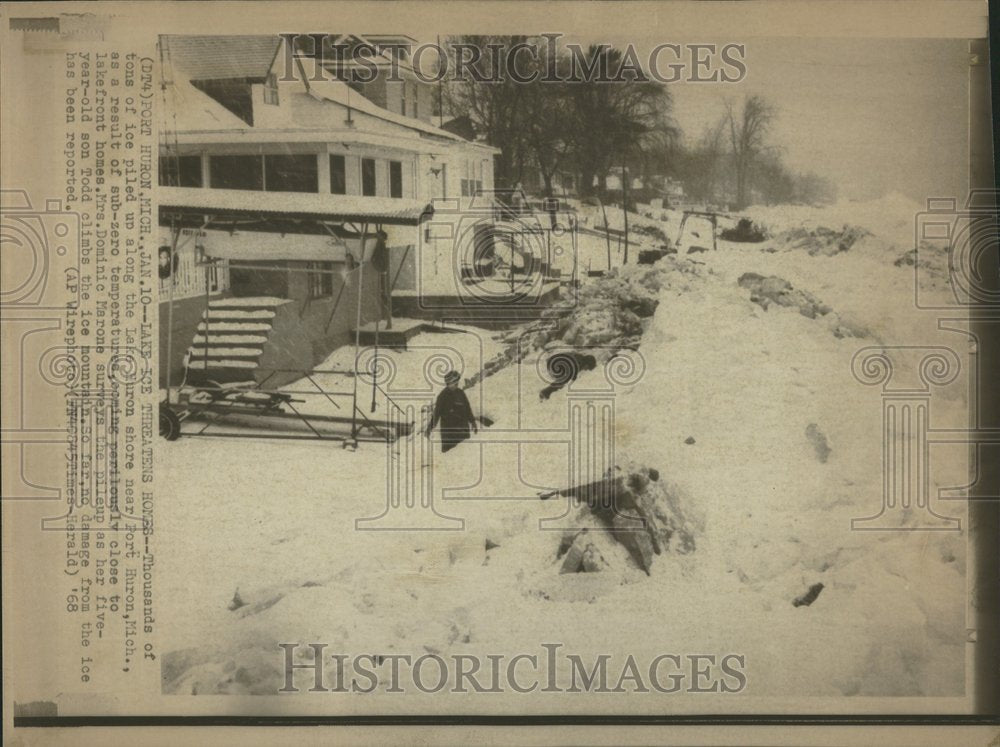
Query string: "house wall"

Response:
xmin=159 ymin=290 xmax=233 ymax=389
xmin=257 ymin=261 xmax=383 ymax=386
xmin=159 ymin=260 xmax=387 ymax=390
xmin=229 ymin=261 xmax=290 ymax=297
xmin=388 ymin=244 xmax=416 ymax=292
xmin=356 ymin=74 xmax=435 ymax=124
xmin=164 ymin=145 xmax=420 ymax=201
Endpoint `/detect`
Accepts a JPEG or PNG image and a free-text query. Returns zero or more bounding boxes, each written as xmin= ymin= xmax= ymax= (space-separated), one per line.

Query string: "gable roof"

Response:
xmin=161 ymin=35 xmax=279 ymax=81
xmin=160 ymin=34 xmax=499 ymax=153
xmin=162 ymin=76 xmax=250 ymax=131
xmin=304 ymin=77 xmax=475 ymax=145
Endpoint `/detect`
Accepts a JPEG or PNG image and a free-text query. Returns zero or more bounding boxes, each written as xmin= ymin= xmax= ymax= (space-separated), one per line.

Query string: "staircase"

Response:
xmin=185 ymin=297 xmax=290 ymax=386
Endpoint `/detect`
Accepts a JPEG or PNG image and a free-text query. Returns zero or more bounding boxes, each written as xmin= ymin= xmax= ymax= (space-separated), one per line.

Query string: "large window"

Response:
xmin=264 ymin=154 xmax=318 ymax=193
xmin=209 ymin=154 xmax=318 ymax=193
xmin=159 ymin=155 xmax=203 ymax=187
xmin=389 ymin=161 xmax=403 ymax=198
xmin=209 ymin=155 xmax=263 ymax=191
xmin=361 ymin=158 xmax=377 ymax=197
xmin=330 ymin=154 xmax=346 ymax=194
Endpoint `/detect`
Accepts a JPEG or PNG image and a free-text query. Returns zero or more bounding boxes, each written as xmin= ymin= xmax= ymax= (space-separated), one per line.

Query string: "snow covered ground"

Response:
xmin=157 ymin=195 xmax=969 ymax=704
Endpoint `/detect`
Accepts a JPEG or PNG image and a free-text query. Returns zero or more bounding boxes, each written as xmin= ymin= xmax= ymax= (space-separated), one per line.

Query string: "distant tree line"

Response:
xmin=443 ymin=37 xmax=835 ymax=209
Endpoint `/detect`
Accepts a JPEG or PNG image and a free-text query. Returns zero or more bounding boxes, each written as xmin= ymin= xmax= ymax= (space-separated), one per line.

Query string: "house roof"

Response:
xmin=158 ymin=186 xmax=434 ymax=226
xmin=160 ymin=34 xmax=498 ymax=153
xmin=303 ymin=77 xmax=477 ymax=146
xmin=161 ymin=35 xmax=280 ymax=81
xmin=162 ymin=76 xmax=250 ymax=131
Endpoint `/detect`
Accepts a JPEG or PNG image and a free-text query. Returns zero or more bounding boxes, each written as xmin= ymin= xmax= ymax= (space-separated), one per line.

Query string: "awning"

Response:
xmin=158 ymin=186 xmax=434 ymax=226
xmin=187 ymin=228 xmax=375 ymax=262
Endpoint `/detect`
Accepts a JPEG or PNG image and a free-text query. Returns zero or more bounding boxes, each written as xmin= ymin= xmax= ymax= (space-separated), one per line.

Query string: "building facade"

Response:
xmin=158 ymin=34 xmax=499 ymax=389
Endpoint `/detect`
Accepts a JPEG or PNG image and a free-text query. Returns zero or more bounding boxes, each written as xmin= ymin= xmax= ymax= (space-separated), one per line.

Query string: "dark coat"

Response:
xmin=428 ymin=387 xmax=476 ymax=452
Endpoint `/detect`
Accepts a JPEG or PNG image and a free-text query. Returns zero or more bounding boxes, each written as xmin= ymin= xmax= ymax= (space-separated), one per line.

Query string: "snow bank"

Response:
xmin=157 ymin=194 xmax=968 ymax=700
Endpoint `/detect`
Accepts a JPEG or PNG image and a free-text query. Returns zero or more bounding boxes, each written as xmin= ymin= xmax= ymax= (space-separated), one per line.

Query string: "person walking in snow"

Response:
xmin=424 ymin=370 xmax=477 ymax=453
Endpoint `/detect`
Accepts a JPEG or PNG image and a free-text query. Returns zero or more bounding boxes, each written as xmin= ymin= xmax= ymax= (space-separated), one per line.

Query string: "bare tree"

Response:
xmin=725 ymin=94 xmax=776 ymax=208
xmin=443 ymin=35 xmax=533 ymax=193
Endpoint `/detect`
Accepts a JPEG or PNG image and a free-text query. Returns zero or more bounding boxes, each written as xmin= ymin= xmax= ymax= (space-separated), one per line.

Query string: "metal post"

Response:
xmin=510 ymin=231 xmax=516 ymax=294
xmin=203 ymin=256 xmax=211 ymax=372
xmin=350 ymin=224 xmax=368 ymax=440
xmin=165 ymin=220 xmax=178 ymax=403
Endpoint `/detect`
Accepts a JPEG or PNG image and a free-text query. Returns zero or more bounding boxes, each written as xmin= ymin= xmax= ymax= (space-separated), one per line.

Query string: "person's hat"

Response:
xmin=444 ymin=370 xmax=461 ymax=384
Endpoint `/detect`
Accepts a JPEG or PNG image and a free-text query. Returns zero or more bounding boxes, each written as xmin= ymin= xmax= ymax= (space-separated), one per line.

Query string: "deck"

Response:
xmin=352 ymin=318 xmax=466 ymax=349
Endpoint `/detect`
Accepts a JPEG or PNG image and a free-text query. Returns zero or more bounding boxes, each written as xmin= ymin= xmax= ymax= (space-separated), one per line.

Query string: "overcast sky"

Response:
xmin=595 ymin=36 xmax=971 ymax=202
xmin=415 ymin=34 xmax=970 ymax=203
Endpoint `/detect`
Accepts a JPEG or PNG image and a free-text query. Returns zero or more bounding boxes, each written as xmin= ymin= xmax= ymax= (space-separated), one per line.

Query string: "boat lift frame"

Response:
xmin=157 ymin=198 xmax=430 ymax=448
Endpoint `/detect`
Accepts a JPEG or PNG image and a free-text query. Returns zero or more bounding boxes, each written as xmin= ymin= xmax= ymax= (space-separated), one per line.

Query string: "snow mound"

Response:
xmin=742 ymin=192 xmax=932 ymax=265
xmin=773 ymin=224 xmax=872 ymax=257
xmin=533 ymin=260 xmax=702 ymax=356
xmin=737 ymin=272 xmax=872 ymax=339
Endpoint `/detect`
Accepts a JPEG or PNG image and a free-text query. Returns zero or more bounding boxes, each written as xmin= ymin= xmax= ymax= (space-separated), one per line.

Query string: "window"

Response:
xmin=209 ymin=154 xmax=319 ymax=192
xmin=307 ymin=262 xmax=334 ymax=297
xmin=330 ymin=154 xmax=346 ymax=194
xmin=389 ymin=161 xmax=403 ymax=198
xmin=209 ymin=155 xmax=263 ymax=190
xmin=159 ymin=155 xmax=203 ymax=187
xmin=460 ymin=177 xmax=480 ymax=197
xmin=263 ymin=73 xmax=279 ymax=105
xmin=361 ymin=158 xmax=377 ymax=196
xmin=264 ymin=154 xmax=318 ymax=193
xmin=400 ymin=82 xmax=407 ymax=116
xmin=412 ymin=83 xmax=419 ymax=118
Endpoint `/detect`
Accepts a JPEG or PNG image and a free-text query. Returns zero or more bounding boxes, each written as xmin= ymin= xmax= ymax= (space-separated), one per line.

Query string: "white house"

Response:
xmin=157 ymin=34 xmax=500 ymax=388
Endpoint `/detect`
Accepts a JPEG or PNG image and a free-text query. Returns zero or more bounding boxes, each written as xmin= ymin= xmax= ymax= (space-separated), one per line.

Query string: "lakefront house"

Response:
xmin=157 ymin=34 xmax=500 ymax=389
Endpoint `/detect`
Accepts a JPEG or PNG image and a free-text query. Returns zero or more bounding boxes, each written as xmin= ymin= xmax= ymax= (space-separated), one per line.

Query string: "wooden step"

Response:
xmin=197 ymin=321 xmax=272 ymax=334
xmin=209 ymin=296 xmax=285 ymax=309
xmin=187 ymin=346 xmax=264 ymax=359
xmin=203 ymin=308 xmax=276 ymax=321
xmin=187 ymin=359 xmax=259 ymax=370
xmin=192 ymin=333 xmax=269 ymax=345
